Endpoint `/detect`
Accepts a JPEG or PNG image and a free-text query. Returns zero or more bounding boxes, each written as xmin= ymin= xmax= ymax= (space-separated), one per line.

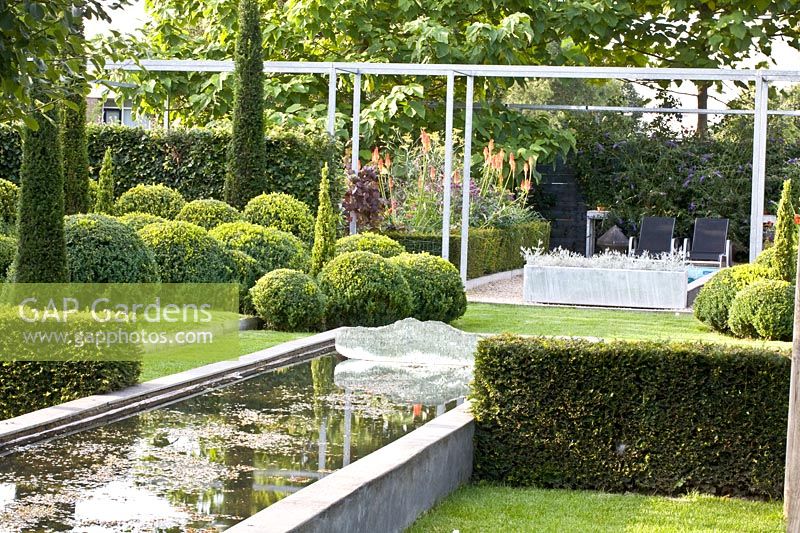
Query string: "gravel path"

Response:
xmin=467 ymin=274 xmax=526 ymax=305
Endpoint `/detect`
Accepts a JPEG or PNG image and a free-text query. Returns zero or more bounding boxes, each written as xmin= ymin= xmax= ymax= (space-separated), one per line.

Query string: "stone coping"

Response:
xmin=464 ymin=268 xmax=523 ymax=290
xmin=0 ymin=328 xmax=340 ymax=454
xmin=228 ymin=401 xmax=475 ymax=533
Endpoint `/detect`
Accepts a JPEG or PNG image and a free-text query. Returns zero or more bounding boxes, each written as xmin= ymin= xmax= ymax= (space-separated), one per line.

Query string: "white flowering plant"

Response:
xmin=521 ymin=245 xmax=687 ymax=271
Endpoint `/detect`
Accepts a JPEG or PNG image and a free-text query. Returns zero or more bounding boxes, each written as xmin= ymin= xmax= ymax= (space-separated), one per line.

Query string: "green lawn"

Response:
xmin=408 ymin=485 xmax=785 ymax=533
xmin=455 ymin=302 xmax=791 ymax=351
xmin=138 ymin=330 xmax=310 ymax=382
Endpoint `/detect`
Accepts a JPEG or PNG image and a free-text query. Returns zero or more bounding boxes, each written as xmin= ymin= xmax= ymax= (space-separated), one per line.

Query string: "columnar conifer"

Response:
xmin=224 ymin=0 xmax=267 ymax=208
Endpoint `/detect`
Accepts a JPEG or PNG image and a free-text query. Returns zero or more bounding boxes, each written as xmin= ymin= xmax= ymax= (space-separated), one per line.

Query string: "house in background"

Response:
xmin=87 ymin=86 xmax=153 ymax=129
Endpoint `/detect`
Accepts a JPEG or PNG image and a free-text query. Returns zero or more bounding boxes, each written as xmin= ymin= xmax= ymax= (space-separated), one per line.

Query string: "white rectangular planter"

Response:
xmin=523 ymin=265 xmax=688 ymax=309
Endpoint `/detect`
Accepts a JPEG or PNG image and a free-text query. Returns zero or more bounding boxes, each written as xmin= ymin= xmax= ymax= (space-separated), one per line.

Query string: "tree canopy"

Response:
xmin=0 ymin=0 xmax=125 ymax=128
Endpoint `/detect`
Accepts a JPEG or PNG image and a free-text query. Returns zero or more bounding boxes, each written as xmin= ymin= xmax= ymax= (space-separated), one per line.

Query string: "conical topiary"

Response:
xmin=95 ymin=148 xmax=115 ymax=214
xmin=769 ymin=178 xmax=798 ymax=282
xmin=310 ymin=163 xmax=337 ymax=276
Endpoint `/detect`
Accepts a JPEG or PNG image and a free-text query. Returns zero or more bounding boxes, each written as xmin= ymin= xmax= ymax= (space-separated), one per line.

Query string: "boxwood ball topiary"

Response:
xmin=117 ymin=212 xmax=168 ymax=232
xmin=693 ymin=264 xmax=771 ymax=332
xmin=66 ymin=214 xmax=159 ymax=283
xmin=318 ymin=251 xmax=413 ymax=328
xmin=224 ymin=247 xmax=259 ymax=314
xmin=177 ymin=199 xmax=241 ymax=230
xmin=335 ymin=232 xmax=406 ymax=258
xmin=138 ymin=221 xmax=231 ymax=283
xmin=115 ymin=184 xmax=186 ymax=219
xmin=729 ymin=279 xmax=795 ymax=341
xmin=389 ymin=252 xmax=467 ymax=322
xmin=250 ymin=269 xmax=326 ymax=331
xmin=243 ymin=192 xmax=314 ymax=242
xmin=209 ymin=221 xmax=309 ymax=274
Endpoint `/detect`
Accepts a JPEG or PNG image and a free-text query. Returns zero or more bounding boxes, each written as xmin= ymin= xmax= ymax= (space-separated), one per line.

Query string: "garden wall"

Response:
xmin=0 ymin=125 xmax=340 ymax=209
xmin=385 ymin=221 xmax=550 ymax=280
xmin=472 ymin=334 xmax=790 ymax=499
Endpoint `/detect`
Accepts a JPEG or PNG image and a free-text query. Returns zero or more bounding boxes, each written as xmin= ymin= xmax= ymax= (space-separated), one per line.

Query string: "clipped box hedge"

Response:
xmin=384 ymin=221 xmax=550 ymax=280
xmin=472 ymin=334 xmax=790 ymax=499
xmin=0 ymin=361 xmax=141 ymax=419
xmin=0 ymin=125 xmax=339 ymax=209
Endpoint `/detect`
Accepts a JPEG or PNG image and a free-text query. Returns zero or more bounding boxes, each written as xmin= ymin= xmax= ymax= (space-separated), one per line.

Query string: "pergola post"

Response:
xmin=441 ymin=71 xmax=455 ymax=260
xmin=350 ymin=71 xmax=361 ymax=235
xmin=749 ymin=75 xmax=769 ymax=262
xmin=326 ymin=66 xmax=337 ymax=136
xmin=786 ymin=231 xmax=800 ymax=526
xmin=459 ymin=75 xmax=475 ymax=283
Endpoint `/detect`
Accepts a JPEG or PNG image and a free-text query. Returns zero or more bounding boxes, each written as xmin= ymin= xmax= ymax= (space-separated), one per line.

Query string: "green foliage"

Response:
xmin=0 ymin=360 xmax=141 ymax=419
xmin=81 ymin=125 xmax=338 ymax=209
xmin=65 ymin=214 xmax=159 ymax=283
xmin=15 ymin=98 xmax=68 ymax=283
xmin=115 ymin=184 xmax=186 ymax=219
xmin=117 ymin=212 xmax=168 ymax=232
xmin=336 ymin=232 xmax=405 ymax=258
xmin=388 ymin=252 xmax=467 ymax=323
xmin=0 ymin=1 xmax=120 ymax=128
xmin=62 ymin=91 xmax=90 ymax=214
xmin=88 ymin=178 xmax=98 ymax=211
xmin=768 ymin=179 xmax=798 ymax=282
xmin=137 ymin=221 xmax=231 ymax=283
xmin=224 ymin=248 xmax=259 ymax=314
xmin=0 ymin=127 xmax=22 ymax=182
xmin=243 ymin=193 xmax=314 ymax=242
xmin=209 ymin=221 xmax=310 ymax=274
xmin=0 ymin=179 xmax=19 ymax=232
xmin=318 ymin=251 xmax=413 ymax=328
xmin=471 ymin=334 xmax=790 ymax=499
xmin=310 ymin=164 xmax=337 ymax=276
xmin=250 ymin=269 xmax=326 ymax=331
xmin=224 ymin=0 xmax=267 ymax=209
xmin=693 ymin=264 xmax=773 ymax=332
xmin=567 ymin=103 xmax=800 ymax=259
xmin=729 ymin=280 xmax=795 ymax=341
xmin=0 ymin=236 xmax=16 ymax=279
xmin=176 ymin=199 xmax=241 ymax=230
xmin=95 ymin=148 xmax=115 ymax=214
xmin=755 ymin=246 xmax=777 ymax=268
xmin=106 ymin=0 xmax=573 ymax=162
xmin=385 ymin=221 xmax=550 ymax=279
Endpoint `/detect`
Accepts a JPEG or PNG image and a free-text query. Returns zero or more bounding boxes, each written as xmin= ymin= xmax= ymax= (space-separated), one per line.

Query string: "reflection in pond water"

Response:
xmin=0 ymin=354 xmax=468 ymax=531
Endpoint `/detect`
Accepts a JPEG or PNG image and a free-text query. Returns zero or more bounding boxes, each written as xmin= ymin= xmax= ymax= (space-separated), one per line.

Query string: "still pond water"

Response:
xmin=0 ymin=355 xmax=462 ymax=532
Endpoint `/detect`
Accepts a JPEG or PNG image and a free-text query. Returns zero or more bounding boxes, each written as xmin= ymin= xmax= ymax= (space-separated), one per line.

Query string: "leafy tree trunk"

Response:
xmin=696 ymin=83 xmax=709 ymax=137
xmin=224 ymin=0 xmax=267 ymax=209
xmin=15 ymin=98 xmax=68 ymax=282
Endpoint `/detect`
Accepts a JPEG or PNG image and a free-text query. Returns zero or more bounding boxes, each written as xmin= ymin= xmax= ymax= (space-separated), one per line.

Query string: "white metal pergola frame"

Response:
xmin=107 ymin=59 xmax=800 ymax=277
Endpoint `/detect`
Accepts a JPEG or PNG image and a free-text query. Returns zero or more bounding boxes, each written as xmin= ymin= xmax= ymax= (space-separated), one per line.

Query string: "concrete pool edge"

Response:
xmin=0 ymin=329 xmax=339 ymax=454
xmin=227 ymin=401 xmax=475 ymax=533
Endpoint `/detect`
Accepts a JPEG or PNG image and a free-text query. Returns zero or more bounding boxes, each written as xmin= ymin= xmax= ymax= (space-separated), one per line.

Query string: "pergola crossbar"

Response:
xmin=104 ymin=59 xmax=800 ymax=269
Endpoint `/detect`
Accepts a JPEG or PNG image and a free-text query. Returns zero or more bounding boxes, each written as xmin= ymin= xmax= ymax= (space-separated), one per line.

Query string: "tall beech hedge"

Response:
xmin=385 ymin=221 xmax=550 ymax=279
xmin=1 ymin=125 xmax=339 ymax=208
xmin=472 ymin=335 xmax=790 ymax=499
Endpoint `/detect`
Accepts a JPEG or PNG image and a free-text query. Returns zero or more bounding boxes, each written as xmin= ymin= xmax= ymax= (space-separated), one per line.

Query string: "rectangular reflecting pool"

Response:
xmin=0 ymin=354 xmax=464 ymax=531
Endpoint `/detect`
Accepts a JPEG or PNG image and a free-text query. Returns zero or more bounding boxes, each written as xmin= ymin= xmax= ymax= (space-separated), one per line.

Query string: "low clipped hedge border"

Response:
xmin=472 ymin=335 xmax=789 ymax=499
xmin=0 ymin=361 xmax=141 ymax=419
xmin=384 ymin=221 xmax=550 ymax=279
